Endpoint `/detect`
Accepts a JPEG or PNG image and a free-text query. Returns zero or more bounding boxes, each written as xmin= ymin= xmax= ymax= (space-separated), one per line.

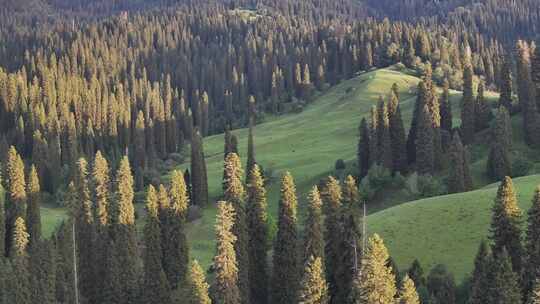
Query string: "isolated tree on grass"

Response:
xmin=246 ymin=164 xmax=268 ymax=304
xmin=298 ymin=256 xmax=329 ymax=304
xmin=350 ymin=234 xmax=396 ymax=304
xmin=397 ymin=275 xmax=420 ymax=304
xmin=223 ymin=152 xmax=249 ymax=304
xmin=186 ymin=260 xmax=211 ymax=304
xmin=212 ymin=201 xmax=241 ymax=304
xmin=487 ymin=107 xmax=512 ymax=181
xmin=469 ymin=240 xmax=492 ymax=304
xmin=272 ymin=172 xmax=299 ymax=303
xmin=490 ymin=176 xmax=523 ymax=274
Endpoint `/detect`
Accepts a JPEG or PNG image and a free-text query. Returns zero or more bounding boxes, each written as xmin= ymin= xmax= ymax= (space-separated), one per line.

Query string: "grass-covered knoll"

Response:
xmin=180 ymin=66 xmax=476 ymax=269
xmin=368 ymin=174 xmax=540 ymax=283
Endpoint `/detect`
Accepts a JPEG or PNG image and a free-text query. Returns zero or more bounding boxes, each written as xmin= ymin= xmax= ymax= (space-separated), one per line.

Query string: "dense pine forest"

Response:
xmin=2 ymin=0 xmax=540 ymax=303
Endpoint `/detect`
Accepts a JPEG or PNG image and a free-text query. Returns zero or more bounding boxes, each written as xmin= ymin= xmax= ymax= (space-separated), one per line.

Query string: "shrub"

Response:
xmin=335 ymin=159 xmax=346 ymax=171
xmin=359 ymin=165 xmax=404 ymax=201
xmin=512 ymin=153 xmax=532 ymax=178
xmin=407 ymin=173 xmax=447 ymax=198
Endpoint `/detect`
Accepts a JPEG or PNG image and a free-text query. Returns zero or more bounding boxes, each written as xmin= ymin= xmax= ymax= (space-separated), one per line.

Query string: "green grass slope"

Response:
xmin=181 ymin=66 xmax=472 ymax=269
xmin=369 ymin=174 xmax=540 ymax=283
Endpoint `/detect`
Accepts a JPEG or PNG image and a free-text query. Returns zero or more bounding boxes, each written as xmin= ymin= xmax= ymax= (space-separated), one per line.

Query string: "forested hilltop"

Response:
xmin=2 ymin=0 xmax=540 ymax=303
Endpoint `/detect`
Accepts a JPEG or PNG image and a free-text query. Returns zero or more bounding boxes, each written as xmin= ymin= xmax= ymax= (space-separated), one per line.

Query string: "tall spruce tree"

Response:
xmin=408 ymin=81 xmax=427 ymax=165
xmin=5 ymin=146 xmax=26 ymax=257
xmin=532 ymin=45 xmax=540 ymax=110
xmin=246 ymin=164 xmax=268 ymax=304
xmin=448 ymin=133 xmax=467 ymax=193
xmin=490 ymin=176 xmax=523 ymax=274
xmin=469 ymin=240 xmax=492 ymax=304
xmin=212 ymin=201 xmax=241 ymax=304
xmin=489 ymin=248 xmax=522 ymax=304
xmin=350 ymin=234 xmax=396 ymax=304
xmin=525 ymin=186 xmax=540 ymax=300
xmin=0 ymin=178 xmax=5 ymax=257
xmin=461 ymin=48 xmax=476 ymax=144
xmin=29 ymin=239 xmax=56 ymax=304
xmin=487 ymin=107 xmax=512 ymax=180
xmin=272 ymin=172 xmax=299 ymax=304
xmin=8 ymin=217 xmax=31 ymax=304
xmin=388 ymin=89 xmax=407 ymax=173
xmin=357 ymin=118 xmax=371 ymax=179
xmin=26 ymin=165 xmax=41 ymax=245
xmin=141 ymin=185 xmax=171 ymax=304
xmin=475 ymin=81 xmax=491 ymax=131
xmin=191 ymin=129 xmax=208 ymax=206
xmin=322 ymin=176 xmax=342 ymax=300
xmin=398 ymin=275 xmax=420 ymax=304
xmin=163 ymin=169 xmax=189 ymax=289
xmin=499 ymin=58 xmax=513 ymax=111
xmin=113 ymin=156 xmax=139 ymax=303
xmin=416 ymin=104 xmax=435 ymax=175
xmin=440 ymin=79 xmax=453 ymax=133
xmin=369 ymin=106 xmax=379 ymax=166
xmin=246 ymin=123 xmax=256 ymax=182
xmin=304 ymin=186 xmax=324 ymax=264
xmin=298 ymin=256 xmax=329 ymax=304
xmin=223 ymin=152 xmax=249 ymax=304
xmin=186 ymin=260 xmax=211 ymax=304
xmin=377 ymin=99 xmax=393 ymax=170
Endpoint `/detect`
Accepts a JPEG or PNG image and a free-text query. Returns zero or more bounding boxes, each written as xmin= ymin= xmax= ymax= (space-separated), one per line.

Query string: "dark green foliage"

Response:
xmin=377 ymin=98 xmax=393 ymax=170
xmin=246 ymin=123 xmax=256 ymax=182
xmin=53 ymin=221 xmax=76 ymax=304
xmin=29 ymin=239 xmax=56 ymax=304
xmin=499 ymin=58 xmax=513 ymax=111
xmin=357 ymin=118 xmax=371 ymax=179
xmin=461 ymin=51 xmax=476 ymax=145
xmin=191 ymin=129 xmax=208 ymax=206
xmin=525 ymin=186 xmax=540 ymax=300
xmin=490 ymin=176 xmax=523 ymax=274
xmin=532 ymin=46 xmax=540 ymax=110
xmin=272 ymin=172 xmax=299 ymax=304
xmin=369 ymin=106 xmax=379 ymax=167
xmin=142 ymin=185 xmax=171 ymax=304
xmin=0 ymin=182 xmax=4 ymax=257
xmin=488 ymin=249 xmax=522 ymax=304
xmin=416 ymin=104 xmax=434 ymax=175
xmin=212 ymin=201 xmax=241 ymax=304
xmin=487 ymin=107 xmax=512 ymax=181
xmin=475 ymin=81 xmax=491 ymax=131
xmin=26 ymin=165 xmax=41 ymax=246
xmin=469 ymin=240 xmax=492 ymax=304
xmin=298 ymin=256 xmax=329 ymax=304
xmin=426 ymin=264 xmax=456 ymax=304
xmin=322 ymin=176 xmax=342 ymax=300
xmin=408 ymin=259 xmax=425 ymax=288
xmin=162 ymin=170 xmax=189 ymax=289
xmin=440 ymin=79 xmax=453 ymax=134
xmin=304 ymin=186 xmax=324 ymax=264
xmin=246 ymin=165 xmax=268 ymax=304
xmin=447 ymin=133 xmax=472 ymax=193
xmin=388 ymin=88 xmax=408 ymax=173
xmin=516 ymin=41 xmax=540 ymax=146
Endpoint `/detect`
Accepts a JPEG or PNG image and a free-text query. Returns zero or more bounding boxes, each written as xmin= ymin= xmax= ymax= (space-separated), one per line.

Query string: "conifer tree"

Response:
xmin=246 ymin=123 xmax=256 ymax=182
xmin=298 ymin=256 xmax=329 ymax=304
xmin=72 ymin=158 xmax=95 ymax=301
xmin=469 ymin=240 xmax=492 ymax=304
xmin=369 ymin=106 xmax=379 ymax=166
xmin=487 ymin=107 xmax=512 ymax=180
xmin=407 ymin=81 xmax=427 ymax=164
xmin=461 ymin=50 xmax=476 ymax=145
xmin=525 ymin=186 xmax=540 ymax=299
xmin=5 ymin=146 xmax=26 ymax=256
xmin=408 ymin=259 xmax=425 ymax=288
xmin=113 ymin=156 xmax=139 ymax=303
xmin=499 ymin=58 xmax=513 ymax=111
xmin=322 ymin=176 xmax=342 ymax=299
xmin=212 ymin=201 xmax=241 ymax=304
xmin=8 ymin=217 xmax=31 ymax=304
xmin=246 ymin=164 xmax=268 ymax=304
xmin=532 ymin=46 xmax=540 ymax=110
xmin=490 ymin=176 xmax=523 ymax=274
xmin=357 ymin=118 xmax=371 ymax=179
xmin=426 ymin=264 xmax=456 ymax=304
xmin=350 ymin=234 xmax=396 ymax=304
xmin=304 ymin=186 xmax=324 ymax=264
xmin=163 ymin=169 xmax=189 ymax=289
xmin=416 ymin=104 xmax=434 ymax=175
xmin=489 ymin=248 xmax=522 ymax=304
xmin=191 ymin=129 xmax=208 ymax=206
xmin=26 ymin=165 xmax=41 ymax=245
xmin=142 ymin=185 xmax=171 ymax=304
xmin=448 ymin=133 xmax=466 ymax=193
xmin=440 ymin=79 xmax=453 ymax=133
xmin=475 ymin=81 xmax=491 ymax=131
xmin=223 ymin=152 xmax=249 ymax=304
xmin=186 ymin=260 xmax=211 ymax=304
xmin=388 ymin=89 xmax=407 ymax=173
xmin=377 ymin=99 xmax=393 ymax=170
xmin=0 ymin=179 xmax=5 ymax=257
xmin=272 ymin=172 xmax=299 ymax=304
xmin=397 ymin=275 xmax=420 ymax=304
xmin=29 ymin=239 xmax=56 ymax=304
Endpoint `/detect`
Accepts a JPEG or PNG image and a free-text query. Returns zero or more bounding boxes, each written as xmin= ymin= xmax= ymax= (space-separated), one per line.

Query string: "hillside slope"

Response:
xmin=369 ymin=174 xmax=540 ymax=283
